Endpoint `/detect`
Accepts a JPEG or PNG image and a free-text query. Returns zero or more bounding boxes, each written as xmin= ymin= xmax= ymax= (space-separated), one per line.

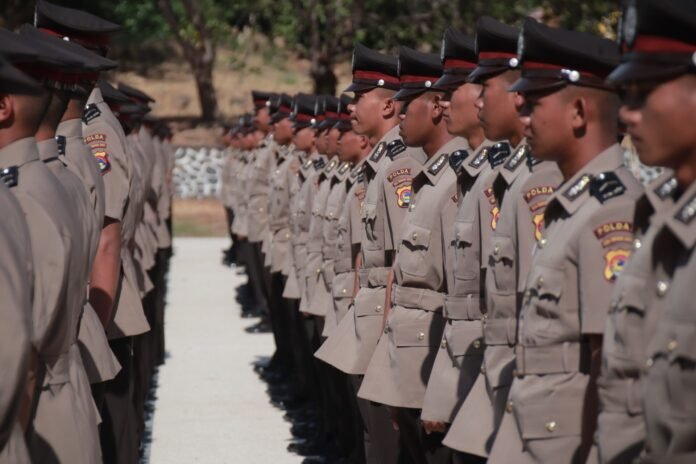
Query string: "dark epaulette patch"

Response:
xmin=338 ymin=161 xmax=351 ymax=175
xmin=504 ymin=144 xmax=528 ymax=172
xmin=428 ymin=153 xmax=449 ymax=176
xmin=468 ymin=147 xmax=488 ymax=168
xmin=590 ymin=172 xmax=626 ymax=204
xmin=55 ymin=135 xmax=66 ymax=156
xmin=675 ymin=192 xmax=696 ymax=225
xmin=654 ymin=176 xmax=678 ymax=200
xmin=526 ymin=152 xmax=542 ymax=169
xmin=313 ymin=158 xmax=326 ymax=170
xmin=82 ymin=104 xmax=101 ymax=124
xmin=488 ymin=142 xmax=511 ymax=168
xmin=370 ymin=142 xmax=387 ymax=163
xmin=449 ymin=149 xmax=469 ymax=172
xmin=386 ymin=140 xmax=406 ymax=159
xmin=0 ymin=166 xmax=19 ymax=188
xmin=563 ymin=174 xmax=592 ymax=201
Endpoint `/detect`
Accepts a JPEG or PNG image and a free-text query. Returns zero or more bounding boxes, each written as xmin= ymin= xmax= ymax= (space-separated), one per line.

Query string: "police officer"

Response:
xmin=491 ymin=20 xmax=643 ymax=463
xmin=358 ymin=46 xmax=459 ymax=463
xmin=604 ymin=0 xmax=696 ymax=461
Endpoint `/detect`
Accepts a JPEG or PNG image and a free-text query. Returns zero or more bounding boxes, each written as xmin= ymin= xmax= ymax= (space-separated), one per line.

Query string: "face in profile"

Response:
xmin=475 ymin=72 xmax=521 ymax=142
xmin=292 ymin=126 xmax=316 ymax=152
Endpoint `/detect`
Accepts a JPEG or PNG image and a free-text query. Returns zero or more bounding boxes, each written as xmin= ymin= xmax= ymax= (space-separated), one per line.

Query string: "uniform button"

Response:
xmin=645 ymin=358 xmax=654 ymax=370
xmin=634 ymin=238 xmax=642 ymax=250
xmin=441 ymin=339 xmax=447 ymax=349
xmin=329 ymin=212 xmax=334 ymax=218
xmin=412 ymin=233 xmax=418 ymax=240
xmin=316 ymin=268 xmax=321 ymax=274
xmin=275 ymin=170 xmax=280 ymax=175
xmin=285 ymin=233 xmax=290 ymax=239
xmin=537 ymin=276 xmax=544 ymax=286
xmin=667 ymin=340 xmax=678 ymax=352
xmin=656 ymin=281 xmax=668 ymax=297
xmin=455 ymin=233 xmax=460 ymax=239
xmin=417 ymin=332 xmax=425 ymax=341
xmin=506 ymin=401 xmax=513 ymax=413
xmin=539 ymin=238 xmax=547 ymax=247
xmin=258 ymin=207 xmax=264 ymax=212
xmin=545 ymin=421 xmax=557 ymax=433
xmin=480 ymin=365 xmax=487 ymax=374
xmin=494 ymin=246 xmax=500 ymax=255
xmin=375 ymin=305 xmax=382 ymax=313
xmin=473 ymin=340 xmax=481 ymax=349
xmin=341 ymin=288 xmax=347 ymax=294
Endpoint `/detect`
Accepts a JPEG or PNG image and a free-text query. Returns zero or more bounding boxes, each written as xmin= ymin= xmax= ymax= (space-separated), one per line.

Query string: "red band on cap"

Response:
xmin=38 ymin=27 xmax=111 ymax=47
xmin=444 ymin=58 xmax=477 ymax=70
xmin=400 ymin=74 xmax=440 ymax=84
xmin=294 ymin=114 xmax=314 ymax=122
xmin=325 ymin=111 xmax=338 ymax=118
xmin=479 ymin=52 xmax=517 ymax=60
xmin=353 ymin=70 xmax=399 ymax=84
xmin=632 ymin=35 xmax=696 ymax=53
xmin=523 ymin=61 xmax=605 ymax=80
xmin=278 ymin=105 xmax=291 ymax=113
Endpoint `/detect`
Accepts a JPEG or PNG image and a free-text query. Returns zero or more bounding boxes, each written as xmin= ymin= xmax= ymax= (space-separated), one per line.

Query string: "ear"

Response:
xmin=431 ymin=93 xmax=445 ymax=120
xmin=383 ymin=97 xmax=398 ymax=119
xmin=359 ymin=134 xmax=369 ymax=150
xmin=0 ymin=94 xmax=14 ymax=127
xmin=571 ymin=94 xmax=588 ymax=132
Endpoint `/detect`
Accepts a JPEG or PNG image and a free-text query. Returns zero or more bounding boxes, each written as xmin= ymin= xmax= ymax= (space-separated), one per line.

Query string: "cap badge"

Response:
xmin=509 ymin=57 xmax=519 ymax=68
xmin=561 ymin=69 xmax=580 ymax=83
xmin=623 ymin=1 xmax=638 ymax=47
xmin=425 ymin=81 xmax=432 ymax=88
xmin=378 ymin=79 xmax=385 ymax=87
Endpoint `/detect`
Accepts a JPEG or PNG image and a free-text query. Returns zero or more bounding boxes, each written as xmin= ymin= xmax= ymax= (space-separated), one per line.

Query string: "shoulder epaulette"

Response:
xmin=313 ymin=158 xmax=326 ymax=170
xmin=386 ymin=139 xmax=406 ymax=160
xmin=370 ymin=142 xmax=387 ymax=163
xmin=428 ymin=153 xmax=449 ymax=176
xmin=654 ymin=175 xmax=678 ymax=200
xmin=82 ymin=103 xmax=101 ymax=124
xmin=449 ymin=149 xmax=469 ymax=172
xmin=563 ymin=174 xmax=592 ymax=202
xmin=675 ymin=192 xmax=696 ymax=225
xmin=504 ymin=144 xmax=528 ymax=172
xmin=468 ymin=147 xmax=488 ymax=168
xmin=55 ymin=135 xmax=66 ymax=156
xmin=590 ymin=172 xmax=626 ymax=204
xmin=488 ymin=142 xmax=511 ymax=168
xmin=338 ymin=161 xmax=351 ymax=175
xmin=0 ymin=166 xmax=19 ymax=188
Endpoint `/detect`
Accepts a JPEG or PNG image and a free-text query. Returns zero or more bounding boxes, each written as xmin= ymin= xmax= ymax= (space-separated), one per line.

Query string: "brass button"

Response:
xmin=634 ymin=238 xmax=642 ymax=250
xmin=667 ymin=340 xmax=678 ymax=352
xmin=341 ymin=288 xmax=347 ymax=294
xmin=412 ymin=233 xmax=418 ymax=240
xmin=375 ymin=305 xmax=382 ymax=313
xmin=506 ymin=401 xmax=513 ymax=413
xmin=656 ymin=281 xmax=668 ymax=297
xmin=417 ymin=332 xmax=425 ymax=341
xmin=539 ymin=238 xmax=547 ymax=247
xmin=545 ymin=421 xmax=557 ymax=432
xmin=441 ymin=339 xmax=447 ymax=349
xmin=473 ymin=340 xmax=481 ymax=349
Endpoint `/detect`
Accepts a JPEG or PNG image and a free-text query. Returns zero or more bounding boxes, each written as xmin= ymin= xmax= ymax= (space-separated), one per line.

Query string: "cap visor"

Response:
xmin=344 ymin=82 xmax=375 ymax=93
xmin=393 ymin=88 xmax=426 ymax=101
xmin=509 ymin=77 xmax=566 ymax=94
xmin=334 ymin=120 xmax=352 ymax=131
xmin=432 ymin=73 xmax=469 ymax=90
xmin=0 ymin=64 xmax=43 ymax=95
xmin=292 ymin=121 xmax=312 ymax=130
xmin=607 ymin=60 xmax=687 ymax=85
xmin=270 ymin=112 xmax=289 ymax=124
xmin=467 ymin=65 xmax=508 ymax=84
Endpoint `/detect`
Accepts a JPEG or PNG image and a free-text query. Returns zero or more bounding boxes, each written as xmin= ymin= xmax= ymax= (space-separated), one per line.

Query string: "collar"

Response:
xmin=418 ymin=138 xmax=461 ymax=186
xmin=87 ymin=87 xmax=104 ymax=106
xmin=0 ymin=137 xmax=40 ymax=169
xmin=548 ymin=144 xmax=624 ymax=217
xmin=498 ymin=140 xmax=529 ymax=186
xmin=661 ymin=180 xmax=696 ymax=250
xmin=36 ymin=138 xmax=60 ymax=162
xmin=57 ymin=118 xmax=83 ymax=139
xmin=457 ymin=139 xmax=492 ymax=178
xmin=634 ymin=170 xmax=677 ymax=233
xmin=366 ymin=125 xmax=400 ymax=171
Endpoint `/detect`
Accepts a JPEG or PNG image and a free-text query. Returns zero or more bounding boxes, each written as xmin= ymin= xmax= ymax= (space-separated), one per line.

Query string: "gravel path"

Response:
xmin=147 ymin=237 xmax=302 ymax=463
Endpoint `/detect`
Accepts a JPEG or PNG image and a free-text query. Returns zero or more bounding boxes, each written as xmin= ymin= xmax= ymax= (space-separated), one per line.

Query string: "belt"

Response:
xmin=515 ymin=341 xmax=586 ymax=376
xmin=392 ymin=284 xmax=445 ymax=312
xmin=334 ymin=257 xmax=353 ymax=274
xmin=443 ymin=294 xmax=483 ymax=320
xmin=483 ymin=317 xmax=517 ymax=346
xmin=358 ymin=267 xmax=391 ymax=287
xmin=597 ymin=377 xmax=643 ymax=415
xmin=41 ymin=347 xmax=72 ymax=385
xmin=322 ymin=246 xmax=337 ymax=260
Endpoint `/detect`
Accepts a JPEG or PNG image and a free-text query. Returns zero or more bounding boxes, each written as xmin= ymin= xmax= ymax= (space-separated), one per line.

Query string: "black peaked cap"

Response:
xmin=346 ymin=43 xmax=400 ymax=93
xmin=99 ymin=79 xmax=133 ymax=104
xmin=434 ymin=27 xmax=478 ymax=89
xmin=35 ymin=0 xmax=121 ymax=33
xmin=318 ymin=95 xmax=340 ymax=130
xmin=468 ymin=16 xmax=521 ymax=83
xmin=0 ymin=57 xmax=43 ymax=95
xmin=609 ymin=0 xmax=696 ymax=84
xmin=0 ymin=27 xmax=79 ymax=68
xmin=334 ymin=94 xmax=353 ymax=131
xmin=291 ymin=93 xmax=317 ymax=130
xmin=252 ymin=90 xmax=274 ymax=110
xmin=118 ymin=83 xmax=155 ymax=103
xmin=394 ymin=47 xmax=443 ymax=101
xmin=270 ymin=93 xmax=293 ymax=123
xmin=510 ymin=18 xmax=620 ymax=93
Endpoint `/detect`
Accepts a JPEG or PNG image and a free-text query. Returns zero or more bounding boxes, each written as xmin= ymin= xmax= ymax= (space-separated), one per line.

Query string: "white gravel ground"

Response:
xmin=147 ymin=237 xmax=303 ymax=464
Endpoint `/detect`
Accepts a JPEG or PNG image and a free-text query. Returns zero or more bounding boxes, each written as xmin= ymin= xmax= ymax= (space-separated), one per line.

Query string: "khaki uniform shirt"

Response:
xmin=57 ymin=120 xmax=120 ymax=385
xmin=316 ymin=126 xmax=425 ymax=374
xmin=359 ymin=138 xmax=460 ymax=409
xmin=283 ymin=153 xmax=311 ymax=300
xmin=0 ymin=184 xmax=32 ymax=464
xmin=84 ymin=88 xmax=149 ymax=340
xmin=643 ymin=179 xmax=696 ymax=461
xmin=265 ymin=145 xmax=297 ymax=273
xmin=508 ymin=146 xmax=642 ymax=462
xmin=596 ymin=172 xmax=677 ymax=463
xmin=231 ymin=151 xmax=250 ymax=237
xmin=246 ymin=135 xmax=275 ymax=243
xmin=0 ymin=138 xmax=100 ymax=463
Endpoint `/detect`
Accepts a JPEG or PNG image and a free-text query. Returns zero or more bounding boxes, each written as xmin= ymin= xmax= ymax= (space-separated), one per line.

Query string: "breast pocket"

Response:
xmin=489 ymin=235 xmax=515 ymax=293
xmin=525 ymin=265 xmax=565 ymax=335
xmin=399 ymin=223 xmax=432 ymax=278
xmin=607 ymin=274 xmax=647 ymax=365
xmin=453 ymin=222 xmax=477 ymax=281
xmin=362 ymin=203 xmax=380 ymax=248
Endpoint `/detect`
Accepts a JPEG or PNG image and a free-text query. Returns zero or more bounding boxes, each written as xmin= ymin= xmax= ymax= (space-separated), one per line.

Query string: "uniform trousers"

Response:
xmin=268 ymin=272 xmax=293 ymax=372
xmin=396 ymin=407 xmax=453 ymax=464
xmin=351 ymin=375 xmax=401 ymax=464
xmin=244 ymin=241 xmax=269 ymax=314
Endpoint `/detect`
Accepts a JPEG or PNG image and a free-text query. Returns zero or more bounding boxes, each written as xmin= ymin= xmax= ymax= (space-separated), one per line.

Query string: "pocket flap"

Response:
xmin=454 ymin=221 xmax=475 ymax=246
xmin=332 ymin=272 xmax=355 ymax=298
xmin=490 ymin=235 xmax=515 ymax=263
xmin=354 ymin=286 xmax=387 ymax=317
xmin=402 ymin=223 xmax=432 ymax=248
xmin=394 ymin=319 xmax=436 ymax=347
xmin=446 ymin=322 xmax=485 ymax=357
xmin=529 ymin=265 xmax=564 ymax=300
xmin=614 ymin=275 xmax=647 ymax=315
xmin=516 ymin=385 xmax=585 ymax=439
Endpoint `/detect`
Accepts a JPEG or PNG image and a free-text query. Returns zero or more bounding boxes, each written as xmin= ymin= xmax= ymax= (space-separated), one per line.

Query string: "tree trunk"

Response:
xmin=311 ymin=60 xmax=338 ymax=95
xmin=193 ymin=59 xmax=218 ymax=122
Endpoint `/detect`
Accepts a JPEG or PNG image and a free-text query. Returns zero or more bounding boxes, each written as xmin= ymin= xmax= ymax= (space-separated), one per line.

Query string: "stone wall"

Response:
xmin=173 ymin=146 xmax=226 ymax=199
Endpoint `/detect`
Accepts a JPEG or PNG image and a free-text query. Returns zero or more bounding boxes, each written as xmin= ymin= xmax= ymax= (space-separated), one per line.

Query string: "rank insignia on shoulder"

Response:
xmin=94 ymin=152 xmax=111 ymax=175
xmin=303 ymin=158 xmax=313 ymax=170
xmin=563 ymin=174 xmax=592 ymax=201
xmin=488 ymin=142 xmax=511 ymax=168
xmin=504 ymin=144 xmax=528 ymax=172
xmin=82 ymin=103 xmax=101 ymax=124
xmin=469 ymin=147 xmax=488 ymax=168
xmin=325 ymin=159 xmax=338 ymax=173
xmin=590 ymin=172 xmax=626 ymax=204
xmin=603 ymin=248 xmax=630 ymax=282
xmin=0 ymin=166 xmax=19 ymax=188
xmin=350 ymin=164 xmax=363 ymax=178
xmin=449 ymin=149 xmax=469 ymax=172
xmin=55 ymin=136 xmax=66 ymax=156
xmin=313 ymin=158 xmax=326 ymax=170
xmin=338 ymin=161 xmax=351 ymax=175
xmin=370 ymin=142 xmax=387 ymax=163
xmin=675 ymin=192 xmax=696 ymax=225
xmin=386 ymin=139 xmax=406 ymax=159
xmin=428 ymin=153 xmax=449 ymax=176
xmin=526 ymin=152 xmax=542 ymax=169
xmin=654 ymin=176 xmax=677 ymax=200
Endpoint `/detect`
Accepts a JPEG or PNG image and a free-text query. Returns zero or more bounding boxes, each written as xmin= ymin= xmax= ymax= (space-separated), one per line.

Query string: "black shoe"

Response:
xmin=291 ymin=421 xmax=319 ymax=438
xmin=244 ymin=320 xmax=272 ymax=334
xmin=241 ymin=307 xmax=264 ymax=319
xmin=287 ymin=438 xmax=326 ymax=457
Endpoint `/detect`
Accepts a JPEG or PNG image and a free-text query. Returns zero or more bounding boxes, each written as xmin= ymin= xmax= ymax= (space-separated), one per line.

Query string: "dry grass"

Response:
xmin=173 ymin=198 xmax=229 ymax=237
